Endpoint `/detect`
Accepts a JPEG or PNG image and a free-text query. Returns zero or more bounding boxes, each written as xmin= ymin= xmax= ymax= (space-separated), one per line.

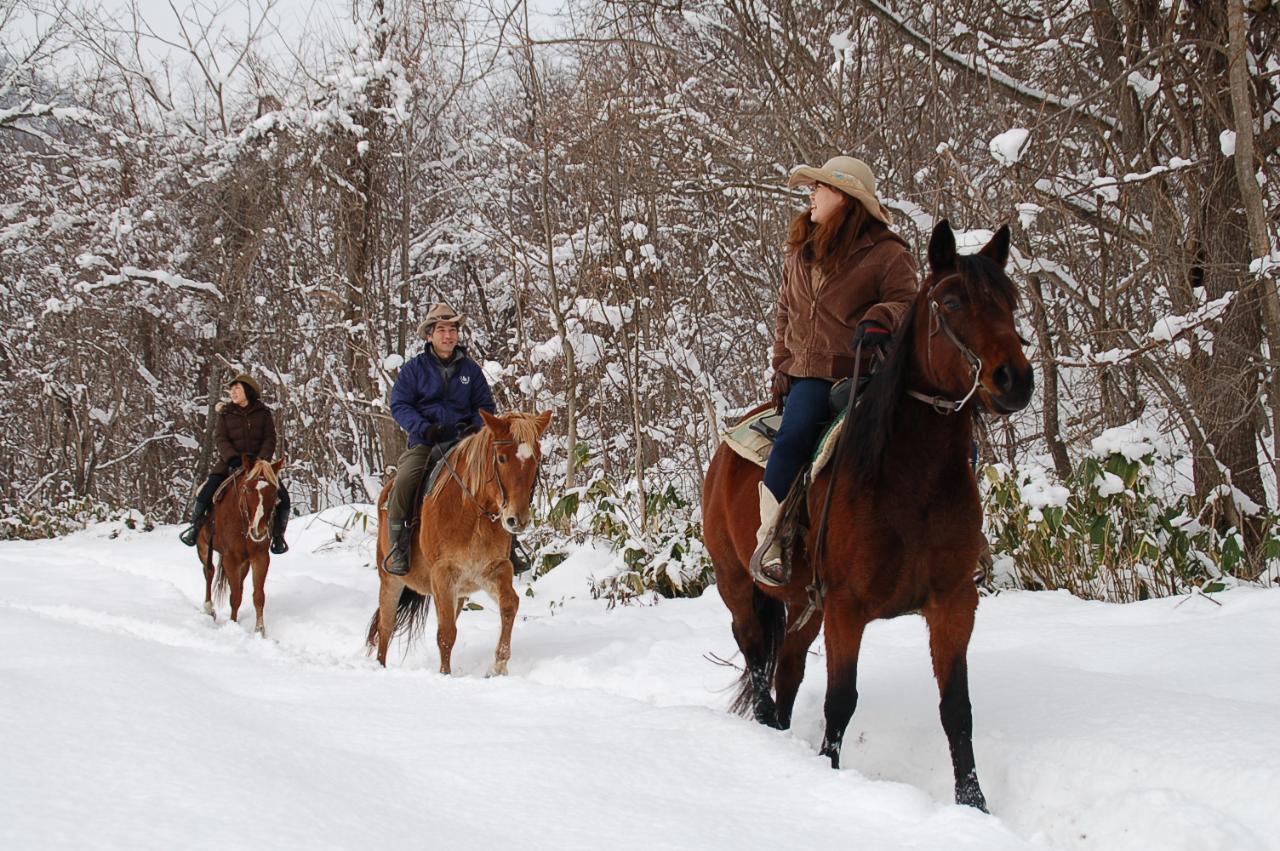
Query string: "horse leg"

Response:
xmin=250 ymin=552 xmax=269 ymax=637
xmin=923 ymin=581 xmax=988 ymax=811
xmin=433 ymin=580 xmax=458 ymax=675
xmin=818 ymin=603 xmax=868 ymax=768
xmin=486 ymin=561 xmax=519 ymax=678
xmin=228 ymin=558 xmax=246 ymax=623
xmin=773 ymin=606 xmax=823 ymax=730
xmin=373 ymin=573 xmax=404 ymax=668
xmin=717 ymin=570 xmax=783 ymax=728
xmin=199 ymin=538 xmax=215 ymax=620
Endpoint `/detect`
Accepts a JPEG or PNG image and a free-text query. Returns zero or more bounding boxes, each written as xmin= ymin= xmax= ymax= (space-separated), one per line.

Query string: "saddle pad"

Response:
xmin=721 ymin=406 xmax=847 ymax=480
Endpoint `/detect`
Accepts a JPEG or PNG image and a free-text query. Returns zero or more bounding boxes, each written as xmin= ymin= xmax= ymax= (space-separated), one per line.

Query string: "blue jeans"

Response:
xmin=763 ymin=377 xmax=833 ymax=502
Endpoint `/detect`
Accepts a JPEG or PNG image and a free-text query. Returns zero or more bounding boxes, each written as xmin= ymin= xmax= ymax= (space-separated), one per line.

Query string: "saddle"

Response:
xmin=722 ymin=373 xmax=872 ymax=475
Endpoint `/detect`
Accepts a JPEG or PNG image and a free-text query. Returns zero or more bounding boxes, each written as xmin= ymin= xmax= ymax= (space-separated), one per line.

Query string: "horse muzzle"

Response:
xmin=501 ymin=510 xmax=530 ymax=534
xmin=984 ymin=360 xmax=1034 ymax=413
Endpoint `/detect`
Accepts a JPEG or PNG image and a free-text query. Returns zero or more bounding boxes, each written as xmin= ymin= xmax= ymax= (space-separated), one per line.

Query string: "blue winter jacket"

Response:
xmin=390 ymin=346 xmax=495 ymax=447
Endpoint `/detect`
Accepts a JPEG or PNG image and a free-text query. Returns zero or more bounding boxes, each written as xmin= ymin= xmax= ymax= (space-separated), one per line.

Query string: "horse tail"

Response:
xmin=213 ymin=556 xmax=228 ymax=605
xmin=365 ymin=587 xmax=432 ymax=652
xmin=728 ymin=585 xmax=785 ymax=718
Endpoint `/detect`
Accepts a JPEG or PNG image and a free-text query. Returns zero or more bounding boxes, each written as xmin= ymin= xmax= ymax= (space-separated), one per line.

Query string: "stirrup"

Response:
xmin=381 ymin=547 xmax=410 ymax=576
xmin=749 ymin=540 xmax=789 ymax=587
xmin=179 ymin=524 xmax=200 ymax=547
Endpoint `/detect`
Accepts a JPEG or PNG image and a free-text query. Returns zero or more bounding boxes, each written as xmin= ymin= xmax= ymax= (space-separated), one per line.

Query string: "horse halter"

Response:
xmin=438 ymin=437 xmax=524 ymax=525
xmin=909 ymin=274 xmax=984 ymax=414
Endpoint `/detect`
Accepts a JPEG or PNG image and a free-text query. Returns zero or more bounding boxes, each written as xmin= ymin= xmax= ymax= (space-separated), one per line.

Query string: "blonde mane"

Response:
xmin=247 ymin=458 xmax=280 ymax=488
xmin=427 ymin=413 xmax=542 ymax=501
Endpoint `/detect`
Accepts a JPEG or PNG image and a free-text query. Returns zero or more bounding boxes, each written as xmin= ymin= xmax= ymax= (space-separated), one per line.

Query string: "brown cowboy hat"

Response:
xmin=416 ymin=302 xmax=466 ymax=340
xmin=787 ymin=155 xmax=893 ymax=225
xmin=226 ymin=373 xmax=261 ymax=395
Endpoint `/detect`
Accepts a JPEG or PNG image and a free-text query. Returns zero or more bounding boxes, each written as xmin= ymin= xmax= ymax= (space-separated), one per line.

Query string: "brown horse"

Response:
xmin=367 ymin=409 xmax=552 ymax=674
xmin=197 ymin=456 xmax=285 ymax=636
xmin=702 ymin=221 xmax=1033 ymax=811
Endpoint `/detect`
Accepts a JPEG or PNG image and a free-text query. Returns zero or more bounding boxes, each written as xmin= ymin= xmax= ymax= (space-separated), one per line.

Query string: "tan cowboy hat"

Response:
xmin=226 ymin=373 xmax=261 ymax=395
xmin=787 ymin=155 xmax=893 ymax=225
xmin=416 ymin=302 xmax=466 ymax=340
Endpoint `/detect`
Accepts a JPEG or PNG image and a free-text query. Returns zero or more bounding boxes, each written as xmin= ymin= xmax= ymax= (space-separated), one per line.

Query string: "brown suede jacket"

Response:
xmin=212 ymin=399 xmax=277 ymax=474
xmin=771 ymin=228 xmax=919 ymax=381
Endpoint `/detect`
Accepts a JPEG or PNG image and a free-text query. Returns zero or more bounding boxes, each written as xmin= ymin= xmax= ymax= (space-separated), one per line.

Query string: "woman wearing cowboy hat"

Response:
xmin=751 ymin=155 xmax=919 ymax=587
xmin=180 ymin=373 xmax=291 ymax=553
xmin=383 ymin=301 xmax=496 ymax=575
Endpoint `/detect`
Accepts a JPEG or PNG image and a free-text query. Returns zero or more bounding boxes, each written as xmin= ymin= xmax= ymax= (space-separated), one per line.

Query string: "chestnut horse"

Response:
xmin=702 ymin=222 xmax=1033 ymax=811
xmin=197 ymin=456 xmax=285 ymax=636
xmin=367 ymin=409 xmax=552 ymax=674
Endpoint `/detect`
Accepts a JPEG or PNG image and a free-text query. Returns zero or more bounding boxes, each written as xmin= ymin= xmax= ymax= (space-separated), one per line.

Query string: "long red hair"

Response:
xmin=786 ymin=191 xmax=884 ymax=272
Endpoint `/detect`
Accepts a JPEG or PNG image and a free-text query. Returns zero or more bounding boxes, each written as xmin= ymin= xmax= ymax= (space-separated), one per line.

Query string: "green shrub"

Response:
xmin=982 ymin=449 xmax=1279 ymax=602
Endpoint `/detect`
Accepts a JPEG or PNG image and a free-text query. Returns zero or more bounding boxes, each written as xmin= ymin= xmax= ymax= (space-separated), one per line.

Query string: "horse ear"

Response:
xmin=479 ymin=409 xmax=500 ymax=432
xmin=241 ymin=453 xmax=253 ymax=471
xmin=534 ymin=410 xmax=553 ymax=434
xmin=272 ymin=457 xmax=285 ymax=473
xmin=928 ymin=219 xmax=957 ymax=276
xmin=978 ymin=224 xmax=1011 ymax=267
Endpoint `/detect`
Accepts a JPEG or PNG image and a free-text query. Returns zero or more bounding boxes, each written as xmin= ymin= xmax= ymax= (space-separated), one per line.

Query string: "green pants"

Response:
xmin=388 ymin=444 xmax=438 ymax=525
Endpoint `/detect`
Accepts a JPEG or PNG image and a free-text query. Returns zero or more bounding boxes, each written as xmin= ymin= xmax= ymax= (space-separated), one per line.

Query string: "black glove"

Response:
xmin=423 ymin=422 xmax=456 ymax=444
xmin=853 ymin=320 xmax=891 ymax=351
xmin=456 ymin=420 xmax=478 ymax=438
xmin=226 ymin=456 xmax=243 ymax=470
xmin=770 ymin=372 xmax=791 ymax=411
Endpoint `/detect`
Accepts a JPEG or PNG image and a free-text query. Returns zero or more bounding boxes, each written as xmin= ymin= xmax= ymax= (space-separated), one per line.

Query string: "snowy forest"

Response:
xmin=4 ymin=0 xmax=1279 ymax=601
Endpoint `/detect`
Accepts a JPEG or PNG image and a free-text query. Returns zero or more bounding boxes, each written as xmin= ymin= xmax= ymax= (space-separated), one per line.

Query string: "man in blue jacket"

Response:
xmin=384 ymin=301 xmax=495 ymax=575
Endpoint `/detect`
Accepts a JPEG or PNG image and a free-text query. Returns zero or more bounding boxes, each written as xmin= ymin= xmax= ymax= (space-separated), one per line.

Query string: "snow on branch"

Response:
xmin=859 ymin=0 xmax=1119 ymax=131
xmin=1057 ymin=292 xmax=1236 ymax=368
xmin=77 ymin=268 xmax=223 ymax=299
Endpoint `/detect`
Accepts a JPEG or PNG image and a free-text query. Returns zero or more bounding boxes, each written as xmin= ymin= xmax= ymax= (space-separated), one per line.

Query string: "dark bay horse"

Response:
xmin=702 ymin=221 xmax=1033 ymax=811
xmin=197 ymin=456 xmax=285 ymax=636
xmin=367 ymin=409 xmax=552 ymax=674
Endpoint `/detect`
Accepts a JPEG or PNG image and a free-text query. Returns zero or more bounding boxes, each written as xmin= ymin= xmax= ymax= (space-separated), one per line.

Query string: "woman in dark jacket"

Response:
xmin=751 ymin=155 xmax=918 ymax=586
xmin=179 ymin=374 xmax=290 ymax=554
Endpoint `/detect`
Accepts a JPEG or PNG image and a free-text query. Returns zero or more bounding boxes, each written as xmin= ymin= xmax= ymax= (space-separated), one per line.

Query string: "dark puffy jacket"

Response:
xmin=391 ymin=346 xmax=495 ymax=447
xmin=213 ymin=399 xmax=277 ymax=474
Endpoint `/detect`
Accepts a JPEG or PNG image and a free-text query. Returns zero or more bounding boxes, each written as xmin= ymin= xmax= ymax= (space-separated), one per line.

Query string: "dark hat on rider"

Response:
xmin=226 ymin=373 xmax=262 ymax=396
xmin=787 ymin=155 xmax=893 ymax=225
xmin=416 ymin=302 xmax=466 ymax=340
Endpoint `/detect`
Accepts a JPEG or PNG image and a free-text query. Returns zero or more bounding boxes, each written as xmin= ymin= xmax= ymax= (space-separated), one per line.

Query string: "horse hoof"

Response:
xmin=203 ymin=602 xmax=215 ymax=619
xmin=486 ymin=666 xmax=508 ymax=678
xmin=255 ymin=625 xmax=266 ymax=638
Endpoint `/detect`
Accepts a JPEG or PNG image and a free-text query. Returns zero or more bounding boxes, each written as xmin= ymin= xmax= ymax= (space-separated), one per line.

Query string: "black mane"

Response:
xmin=841 ymin=253 xmax=1017 ymax=484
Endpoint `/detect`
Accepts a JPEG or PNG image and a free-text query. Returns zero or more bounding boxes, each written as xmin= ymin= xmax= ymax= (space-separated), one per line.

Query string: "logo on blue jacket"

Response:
xmin=461 ymin=376 xmax=471 ymax=384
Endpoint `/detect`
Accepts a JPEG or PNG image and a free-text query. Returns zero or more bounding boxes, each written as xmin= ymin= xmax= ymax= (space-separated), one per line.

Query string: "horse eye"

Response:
xmin=943 ymin=297 xmax=962 ymax=311
xmin=497 ymin=455 xmax=508 ymax=464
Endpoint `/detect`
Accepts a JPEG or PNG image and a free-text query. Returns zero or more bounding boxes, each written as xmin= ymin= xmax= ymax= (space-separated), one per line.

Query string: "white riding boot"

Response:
xmin=749 ymin=481 xmax=787 ymax=586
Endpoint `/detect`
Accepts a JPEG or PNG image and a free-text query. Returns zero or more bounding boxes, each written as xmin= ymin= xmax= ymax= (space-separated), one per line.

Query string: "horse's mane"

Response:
xmin=247 ymin=458 xmax=280 ymax=488
xmin=427 ymin=413 xmax=543 ymax=500
xmin=842 ymin=253 xmax=1018 ymax=484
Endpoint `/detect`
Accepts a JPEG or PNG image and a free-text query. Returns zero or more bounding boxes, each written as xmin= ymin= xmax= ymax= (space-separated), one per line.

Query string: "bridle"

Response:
xmin=907 ymin=273 xmax=984 ymax=414
xmin=437 ymin=436 xmax=537 ymax=526
xmin=235 ymin=468 xmax=275 ymax=543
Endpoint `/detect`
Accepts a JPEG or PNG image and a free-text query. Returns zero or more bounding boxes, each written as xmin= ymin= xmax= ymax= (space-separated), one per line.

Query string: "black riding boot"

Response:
xmin=179 ymin=498 xmax=211 ymax=547
xmin=270 ymin=504 xmax=289 ymax=555
xmin=382 ymin=521 xmax=409 ymax=575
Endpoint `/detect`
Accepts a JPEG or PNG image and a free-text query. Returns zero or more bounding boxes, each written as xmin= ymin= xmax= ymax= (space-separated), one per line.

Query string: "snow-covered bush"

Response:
xmin=983 ymin=448 xmax=1280 ymax=602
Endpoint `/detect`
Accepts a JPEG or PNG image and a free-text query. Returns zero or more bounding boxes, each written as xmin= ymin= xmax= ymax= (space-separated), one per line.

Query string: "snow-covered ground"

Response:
xmin=2 ymin=507 xmax=1277 ymax=850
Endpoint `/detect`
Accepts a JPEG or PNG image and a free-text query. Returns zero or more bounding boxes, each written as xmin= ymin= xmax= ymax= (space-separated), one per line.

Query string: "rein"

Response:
xmin=436 ymin=437 xmax=516 ymax=525
xmin=794 ymin=343 xmax=869 ymax=632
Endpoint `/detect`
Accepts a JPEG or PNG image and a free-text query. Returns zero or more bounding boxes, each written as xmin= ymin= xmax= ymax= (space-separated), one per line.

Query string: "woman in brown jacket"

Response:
xmin=179 ymin=374 xmax=290 ymax=554
xmin=751 ymin=156 xmax=918 ymax=586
